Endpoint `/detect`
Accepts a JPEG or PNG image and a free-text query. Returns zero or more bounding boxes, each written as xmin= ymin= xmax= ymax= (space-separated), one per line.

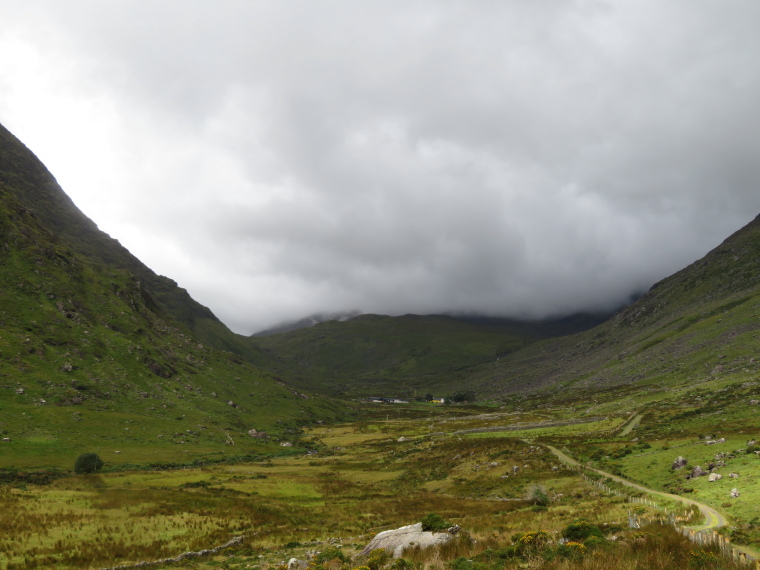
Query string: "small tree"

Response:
xmin=526 ymin=484 xmax=549 ymax=507
xmin=74 ymin=452 xmax=104 ymax=474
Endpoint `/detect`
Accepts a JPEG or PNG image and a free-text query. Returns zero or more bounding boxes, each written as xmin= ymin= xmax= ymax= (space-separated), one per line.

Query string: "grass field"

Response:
xmin=2 ymin=398 xmax=757 ymax=569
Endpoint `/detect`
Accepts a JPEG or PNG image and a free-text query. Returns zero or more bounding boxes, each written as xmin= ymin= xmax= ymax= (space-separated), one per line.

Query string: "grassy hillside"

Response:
xmin=249 ymin=313 xmax=608 ymax=398
xmin=0 ymin=123 xmax=266 ymax=361
xmin=0 ymin=123 xmax=348 ymax=468
xmin=468 ymin=213 xmax=760 ymax=402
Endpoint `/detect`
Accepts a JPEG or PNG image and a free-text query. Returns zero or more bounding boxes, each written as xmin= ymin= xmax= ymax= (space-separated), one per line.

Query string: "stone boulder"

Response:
xmin=730 ymin=488 xmax=740 ymax=498
xmin=671 ymin=456 xmax=688 ymax=470
xmin=360 ymin=523 xmax=457 ymax=558
xmin=248 ymin=428 xmax=268 ymax=439
xmin=708 ymin=473 xmax=722 ymax=482
xmin=690 ymin=465 xmax=707 ymax=478
xmin=287 ymin=558 xmax=308 ymax=570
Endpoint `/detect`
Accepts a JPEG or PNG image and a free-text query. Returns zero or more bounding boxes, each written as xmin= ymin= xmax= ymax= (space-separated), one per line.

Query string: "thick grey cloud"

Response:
xmin=2 ymin=1 xmax=760 ymax=333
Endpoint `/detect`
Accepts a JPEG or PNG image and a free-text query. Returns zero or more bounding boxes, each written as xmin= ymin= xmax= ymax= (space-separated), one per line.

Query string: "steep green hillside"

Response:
xmin=0 ymin=123 xmax=264 ymax=360
xmin=249 ymin=313 xmax=607 ymax=398
xmin=0 ymin=123 xmax=346 ymax=468
xmin=469 ymin=213 xmax=760 ymax=401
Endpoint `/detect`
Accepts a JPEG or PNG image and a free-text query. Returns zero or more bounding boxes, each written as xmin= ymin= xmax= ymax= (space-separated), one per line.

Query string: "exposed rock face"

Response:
xmin=708 ymin=473 xmax=722 ymax=482
xmin=360 ymin=523 xmax=456 ymax=558
xmin=671 ymin=456 xmax=688 ymax=470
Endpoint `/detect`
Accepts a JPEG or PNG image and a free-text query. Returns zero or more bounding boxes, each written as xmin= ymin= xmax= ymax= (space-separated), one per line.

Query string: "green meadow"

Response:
xmin=2 ymin=399 xmax=757 ymax=570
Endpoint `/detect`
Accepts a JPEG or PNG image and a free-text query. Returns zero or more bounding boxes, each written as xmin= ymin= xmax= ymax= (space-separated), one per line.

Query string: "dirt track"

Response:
xmin=545 ymin=445 xmax=727 ymax=530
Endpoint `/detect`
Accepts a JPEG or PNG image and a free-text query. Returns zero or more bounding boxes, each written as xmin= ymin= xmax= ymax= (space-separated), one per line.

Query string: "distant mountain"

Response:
xmin=0 ymin=122 xmax=345 ymax=466
xmin=248 ymin=312 xmax=612 ymax=398
xmin=252 ymin=311 xmax=361 ymax=337
xmin=467 ymin=212 xmax=760 ymax=400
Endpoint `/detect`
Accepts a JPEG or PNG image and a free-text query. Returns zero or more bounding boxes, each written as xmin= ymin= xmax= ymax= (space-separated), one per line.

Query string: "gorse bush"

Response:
xmin=73 ymin=452 xmax=103 ymax=474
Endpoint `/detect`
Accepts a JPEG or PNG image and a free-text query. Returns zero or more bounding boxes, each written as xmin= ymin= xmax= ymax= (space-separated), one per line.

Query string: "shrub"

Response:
xmin=525 ymin=485 xmax=549 ymax=507
xmin=421 ymin=513 xmax=451 ymax=532
xmin=314 ymin=547 xmax=349 ymax=565
xmin=556 ymin=541 xmax=587 ymax=559
xmin=367 ymin=548 xmax=388 ymax=570
xmin=511 ymin=531 xmax=549 ymax=556
xmin=561 ymin=520 xmax=605 ymax=542
xmin=582 ymin=535 xmax=610 ymax=551
xmin=73 ymin=452 xmax=104 ymax=474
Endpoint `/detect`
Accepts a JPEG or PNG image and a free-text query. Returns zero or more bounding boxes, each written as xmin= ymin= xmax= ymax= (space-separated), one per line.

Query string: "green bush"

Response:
xmin=314 ymin=547 xmax=349 ymax=564
xmin=73 ymin=452 xmax=104 ymax=474
xmin=421 ymin=513 xmax=450 ymax=532
xmin=561 ymin=520 xmax=605 ymax=542
xmin=582 ymin=535 xmax=610 ymax=551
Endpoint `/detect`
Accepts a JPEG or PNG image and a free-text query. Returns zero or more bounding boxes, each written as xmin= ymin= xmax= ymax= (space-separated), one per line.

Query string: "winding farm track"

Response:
xmin=545 ymin=445 xmax=727 ymax=530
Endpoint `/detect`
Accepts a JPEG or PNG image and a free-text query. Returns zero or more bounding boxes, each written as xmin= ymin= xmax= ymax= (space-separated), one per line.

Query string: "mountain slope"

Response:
xmin=248 ymin=312 xmax=610 ymax=398
xmin=0 ymin=123 xmax=345 ymax=468
xmin=0 ymin=123 xmax=266 ymax=360
xmin=468 ymin=213 xmax=760 ymax=399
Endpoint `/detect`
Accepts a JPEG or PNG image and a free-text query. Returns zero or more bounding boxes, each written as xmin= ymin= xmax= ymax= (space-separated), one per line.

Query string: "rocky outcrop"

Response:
xmin=671 ymin=456 xmax=688 ymax=470
xmin=360 ymin=523 xmax=458 ymax=558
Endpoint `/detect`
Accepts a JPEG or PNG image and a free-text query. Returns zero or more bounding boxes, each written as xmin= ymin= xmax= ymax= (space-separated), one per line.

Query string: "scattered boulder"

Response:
xmin=397 ymin=437 xmax=407 ymax=442
xmin=691 ymin=465 xmax=707 ymax=478
xmin=749 ymin=400 xmax=759 ymax=405
xmin=671 ymin=456 xmax=688 ymax=470
xmin=748 ymin=439 xmax=757 ymax=446
xmin=512 ymin=466 xmax=520 ymax=474
xmin=731 ymin=488 xmax=740 ymax=498
xmin=287 ymin=558 xmax=308 ymax=570
xmin=15 ymin=388 xmax=24 ymax=394
xmin=248 ymin=428 xmax=268 ymax=439
xmin=280 ymin=441 xmax=292 ymax=447
xmin=708 ymin=473 xmax=722 ymax=482
xmin=226 ymin=400 xmax=237 ymax=408
xmin=717 ymin=438 xmax=726 ymax=443
xmin=729 ymin=473 xmax=739 ymax=478
xmin=360 ymin=523 xmax=457 ymax=558
xmin=705 ymin=440 xmax=717 ymax=446
xmin=2 ymin=438 xmax=10 ymax=442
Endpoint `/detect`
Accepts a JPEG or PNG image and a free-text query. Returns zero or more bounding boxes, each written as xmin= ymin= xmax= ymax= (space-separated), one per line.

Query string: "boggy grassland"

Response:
xmin=2 ymin=397 xmax=759 ymax=570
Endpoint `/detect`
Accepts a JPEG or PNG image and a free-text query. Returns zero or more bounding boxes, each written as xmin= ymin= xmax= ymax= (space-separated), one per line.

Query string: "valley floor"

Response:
xmin=2 ymin=391 xmax=760 ymax=569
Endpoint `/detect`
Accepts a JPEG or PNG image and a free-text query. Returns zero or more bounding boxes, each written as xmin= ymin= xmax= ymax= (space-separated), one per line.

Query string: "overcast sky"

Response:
xmin=2 ymin=1 xmax=760 ymax=334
